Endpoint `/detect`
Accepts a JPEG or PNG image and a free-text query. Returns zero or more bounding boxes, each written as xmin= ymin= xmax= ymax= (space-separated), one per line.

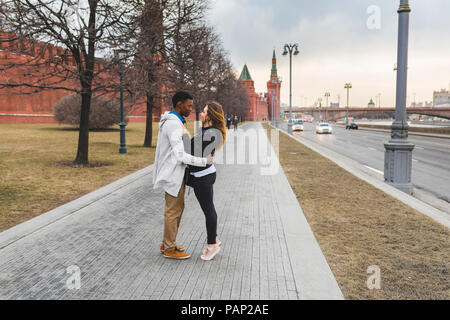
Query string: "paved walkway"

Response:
xmin=0 ymin=123 xmax=343 ymax=300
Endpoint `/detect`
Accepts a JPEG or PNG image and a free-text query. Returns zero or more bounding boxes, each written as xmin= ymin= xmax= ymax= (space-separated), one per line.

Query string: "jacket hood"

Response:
xmin=159 ymin=111 xmax=180 ymax=128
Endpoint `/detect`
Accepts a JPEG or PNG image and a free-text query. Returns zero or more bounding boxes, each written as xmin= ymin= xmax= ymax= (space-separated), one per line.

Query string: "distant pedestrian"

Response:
xmin=226 ymin=116 xmax=231 ymax=130
xmin=233 ymin=116 xmax=239 ymax=131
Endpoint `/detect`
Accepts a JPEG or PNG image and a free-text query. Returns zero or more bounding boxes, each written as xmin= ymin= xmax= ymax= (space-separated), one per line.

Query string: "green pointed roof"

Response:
xmin=271 ymin=50 xmax=277 ymax=76
xmin=239 ymin=64 xmax=253 ymax=81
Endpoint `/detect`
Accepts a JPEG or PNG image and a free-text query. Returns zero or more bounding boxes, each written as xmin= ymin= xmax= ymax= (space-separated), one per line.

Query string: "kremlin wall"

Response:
xmin=0 ymin=31 xmax=281 ymax=124
xmin=0 ymin=32 xmax=76 ymax=123
xmin=0 ymin=31 xmax=170 ymax=124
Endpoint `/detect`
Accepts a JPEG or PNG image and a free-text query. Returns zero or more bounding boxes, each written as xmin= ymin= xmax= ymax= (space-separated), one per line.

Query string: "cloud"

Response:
xmin=208 ymin=0 xmax=450 ymax=107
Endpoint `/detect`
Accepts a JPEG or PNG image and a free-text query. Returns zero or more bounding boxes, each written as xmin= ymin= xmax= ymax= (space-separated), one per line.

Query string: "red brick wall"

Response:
xmin=0 ymin=31 xmax=169 ymax=124
xmin=1 ymin=31 xmax=213 ymax=125
xmin=1 ymin=36 xmax=82 ymax=123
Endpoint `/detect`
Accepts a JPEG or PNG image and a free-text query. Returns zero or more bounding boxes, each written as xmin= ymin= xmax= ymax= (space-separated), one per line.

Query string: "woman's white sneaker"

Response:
xmin=201 ymin=246 xmax=221 ymax=261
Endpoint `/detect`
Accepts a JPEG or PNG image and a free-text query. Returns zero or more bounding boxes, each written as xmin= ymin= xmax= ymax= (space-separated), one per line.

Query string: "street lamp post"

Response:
xmin=384 ymin=0 xmax=415 ymax=194
xmin=345 ymin=83 xmax=352 ymax=125
xmin=282 ymin=43 xmax=299 ymax=134
xmin=115 ymin=49 xmax=127 ymax=154
xmin=318 ymin=98 xmax=322 ymax=121
xmin=325 ymin=92 xmax=330 ymax=121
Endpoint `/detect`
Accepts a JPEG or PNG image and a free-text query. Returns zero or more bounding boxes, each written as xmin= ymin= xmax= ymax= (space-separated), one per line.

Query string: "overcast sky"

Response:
xmin=208 ymin=0 xmax=450 ymax=107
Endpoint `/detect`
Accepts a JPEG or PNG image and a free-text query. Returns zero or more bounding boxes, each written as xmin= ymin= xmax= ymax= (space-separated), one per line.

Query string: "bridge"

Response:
xmin=282 ymin=107 xmax=450 ymax=121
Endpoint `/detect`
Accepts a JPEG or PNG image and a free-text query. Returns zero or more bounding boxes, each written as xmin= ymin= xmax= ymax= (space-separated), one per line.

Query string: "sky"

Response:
xmin=208 ymin=0 xmax=450 ymax=108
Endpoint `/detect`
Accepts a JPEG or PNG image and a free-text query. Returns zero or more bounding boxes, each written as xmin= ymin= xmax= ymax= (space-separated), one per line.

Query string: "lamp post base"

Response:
xmin=384 ymin=140 xmax=415 ymax=194
xmin=288 ymin=123 xmax=293 ymax=135
xmin=119 ymin=122 xmax=127 ymax=154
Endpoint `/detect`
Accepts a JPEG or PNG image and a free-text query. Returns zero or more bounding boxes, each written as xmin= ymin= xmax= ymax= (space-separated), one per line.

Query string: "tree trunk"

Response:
xmin=143 ymin=92 xmax=153 ymax=148
xmin=74 ymin=0 xmax=96 ymax=166
xmin=74 ymin=88 xmax=92 ymax=166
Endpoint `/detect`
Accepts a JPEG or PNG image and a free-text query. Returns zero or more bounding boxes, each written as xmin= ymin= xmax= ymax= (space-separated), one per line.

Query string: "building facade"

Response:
xmin=266 ymin=50 xmax=282 ymax=121
xmin=239 ymin=50 xmax=281 ymax=121
xmin=433 ymin=88 xmax=450 ymax=107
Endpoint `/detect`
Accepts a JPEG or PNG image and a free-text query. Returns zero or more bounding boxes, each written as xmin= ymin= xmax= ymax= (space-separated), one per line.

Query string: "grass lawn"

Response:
xmin=0 ymin=121 xmax=198 ymax=232
xmin=263 ymin=123 xmax=449 ymax=300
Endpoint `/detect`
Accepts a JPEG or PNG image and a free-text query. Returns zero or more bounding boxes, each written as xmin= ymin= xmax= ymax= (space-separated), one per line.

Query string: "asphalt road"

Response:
xmin=288 ymin=122 xmax=450 ymax=204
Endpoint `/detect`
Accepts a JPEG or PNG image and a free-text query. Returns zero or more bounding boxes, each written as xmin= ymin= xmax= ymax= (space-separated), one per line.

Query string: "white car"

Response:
xmin=292 ymin=120 xmax=304 ymax=131
xmin=316 ymin=122 xmax=332 ymax=134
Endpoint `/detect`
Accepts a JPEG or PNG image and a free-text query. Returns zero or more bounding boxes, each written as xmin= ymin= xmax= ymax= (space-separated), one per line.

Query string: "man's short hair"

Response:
xmin=172 ymin=91 xmax=193 ymax=108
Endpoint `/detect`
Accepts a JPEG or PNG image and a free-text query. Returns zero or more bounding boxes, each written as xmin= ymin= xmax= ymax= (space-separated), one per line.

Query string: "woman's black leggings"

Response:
xmin=192 ymin=173 xmax=217 ymax=245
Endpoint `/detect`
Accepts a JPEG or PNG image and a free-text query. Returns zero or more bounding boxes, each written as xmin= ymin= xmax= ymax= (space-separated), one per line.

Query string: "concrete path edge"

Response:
xmin=264 ymin=124 xmax=344 ymax=300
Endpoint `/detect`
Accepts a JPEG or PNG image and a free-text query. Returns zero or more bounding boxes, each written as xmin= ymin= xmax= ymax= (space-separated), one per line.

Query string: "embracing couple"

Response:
xmin=153 ymin=91 xmax=226 ymax=261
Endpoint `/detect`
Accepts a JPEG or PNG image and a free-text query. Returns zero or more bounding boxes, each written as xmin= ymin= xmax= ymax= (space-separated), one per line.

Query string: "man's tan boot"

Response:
xmin=160 ymin=244 xmax=185 ymax=253
xmin=163 ymin=248 xmax=190 ymax=260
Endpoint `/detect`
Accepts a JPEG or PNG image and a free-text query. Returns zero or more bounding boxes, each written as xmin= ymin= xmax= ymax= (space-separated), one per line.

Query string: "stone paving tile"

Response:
xmin=0 ymin=123 xmax=316 ymax=300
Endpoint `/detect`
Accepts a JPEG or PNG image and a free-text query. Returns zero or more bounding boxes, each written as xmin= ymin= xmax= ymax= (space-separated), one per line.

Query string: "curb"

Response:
xmin=0 ymin=165 xmax=155 ymax=249
xmin=335 ymin=124 xmax=450 ymax=140
xmin=271 ymin=124 xmax=450 ymax=229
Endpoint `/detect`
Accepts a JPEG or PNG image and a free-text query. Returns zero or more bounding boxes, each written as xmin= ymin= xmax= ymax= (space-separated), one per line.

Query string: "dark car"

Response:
xmin=346 ymin=122 xmax=358 ymax=130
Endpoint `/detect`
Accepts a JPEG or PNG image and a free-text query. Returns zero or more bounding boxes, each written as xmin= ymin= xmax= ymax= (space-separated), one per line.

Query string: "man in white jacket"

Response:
xmin=153 ymin=91 xmax=213 ymax=259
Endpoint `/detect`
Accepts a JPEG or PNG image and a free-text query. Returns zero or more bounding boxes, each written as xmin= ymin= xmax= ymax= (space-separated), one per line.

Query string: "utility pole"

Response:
xmin=345 ymin=83 xmax=352 ymax=125
xmin=325 ymin=92 xmax=330 ymax=121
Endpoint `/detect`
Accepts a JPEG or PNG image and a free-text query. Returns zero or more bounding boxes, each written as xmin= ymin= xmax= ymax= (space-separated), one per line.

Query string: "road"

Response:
xmin=283 ymin=122 xmax=450 ymax=205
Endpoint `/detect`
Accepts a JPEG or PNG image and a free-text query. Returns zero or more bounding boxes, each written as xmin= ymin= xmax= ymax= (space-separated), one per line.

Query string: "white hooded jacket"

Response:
xmin=153 ymin=111 xmax=207 ymax=197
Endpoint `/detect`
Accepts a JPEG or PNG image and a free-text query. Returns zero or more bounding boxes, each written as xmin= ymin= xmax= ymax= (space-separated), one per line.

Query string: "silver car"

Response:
xmin=292 ymin=120 xmax=304 ymax=131
xmin=315 ymin=122 xmax=332 ymax=134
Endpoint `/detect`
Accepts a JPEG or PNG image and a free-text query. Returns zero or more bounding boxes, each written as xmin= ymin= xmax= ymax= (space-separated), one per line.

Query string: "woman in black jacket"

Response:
xmin=186 ymin=101 xmax=226 ymax=261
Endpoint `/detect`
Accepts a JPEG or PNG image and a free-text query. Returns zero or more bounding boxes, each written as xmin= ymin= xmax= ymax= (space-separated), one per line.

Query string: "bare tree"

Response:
xmin=215 ymin=73 xmax=250 ymax=120
xmin=168 ymin=24 xmax=221 ymax=120
xmin=168 ymin=24 xmax=249 ymax=120
xmin=0 ymin=0 xmax=136 ymax=166
xmin=126 ymin=0 xmax=209 ymax=147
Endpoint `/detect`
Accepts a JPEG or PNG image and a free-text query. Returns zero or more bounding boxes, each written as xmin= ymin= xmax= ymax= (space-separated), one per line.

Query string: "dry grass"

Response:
xmin=263 ymin=123 xmax=449 ymax=300
xmin=0 ymin=121 xmax=196 ymax=232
